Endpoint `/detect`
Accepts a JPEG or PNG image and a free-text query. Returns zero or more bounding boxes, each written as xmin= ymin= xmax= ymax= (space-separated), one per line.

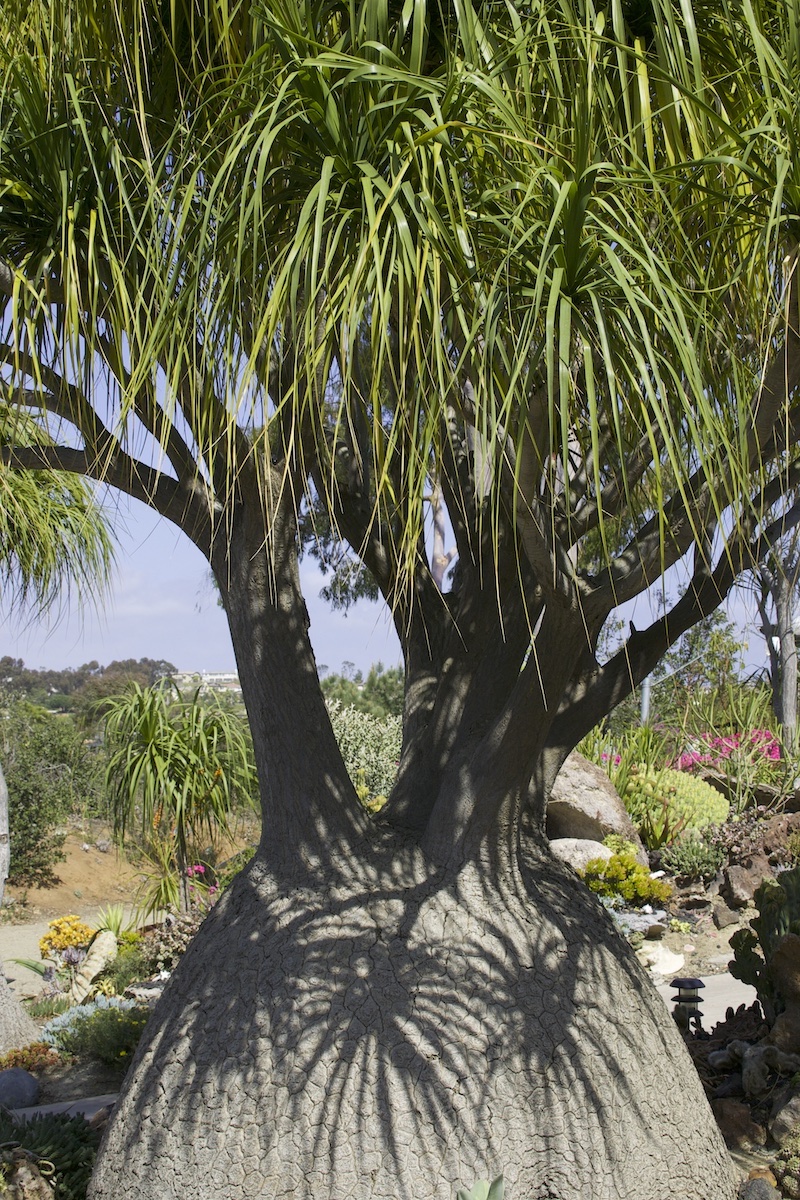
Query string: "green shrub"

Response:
xmin=45 ymin=1000 xmax=150 ymax=1067
xmin=0 ymin=1110 xmax=100 ymax=1200
xmin=772 ymin=1137 xmax=800 ymax=1199
xmin=660 ymin=830 xmax=725 ymax=883
xmin=326 ymin=701 xmax=401 ymax=810
xmin=0 ymin=698 xmax=105 ymax=885
xmin=98 ymin=937 xmax=148 ymax=995
xmin=602 ymin=835 xmax=639 ymax=857
xmin=580 ymin=852 xmax=672 ymax=907
xmin=24 ymin=995 xmax=71 ymax=1020
xmin=622 ymin=765 xmax=729 ymax=849
xmin=787 ymin=830 xmax=800 ymax=866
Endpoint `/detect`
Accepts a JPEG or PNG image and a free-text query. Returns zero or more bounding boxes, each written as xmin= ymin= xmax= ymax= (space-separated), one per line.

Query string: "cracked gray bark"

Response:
xmin=87 ymin=493 xmax=735 ymax=1200
xmin=90 ymin=847 xmax=733 ymax=1200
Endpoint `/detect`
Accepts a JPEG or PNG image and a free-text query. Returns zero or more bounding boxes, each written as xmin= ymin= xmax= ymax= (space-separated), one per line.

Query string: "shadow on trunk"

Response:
xmin=89 ymin=834 xmax=734 ymax=1200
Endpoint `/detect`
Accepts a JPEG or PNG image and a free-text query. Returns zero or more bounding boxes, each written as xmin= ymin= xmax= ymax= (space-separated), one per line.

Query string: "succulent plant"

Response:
xmin=622 ymin=765 xmax=729 ymax=849
xmin=580 ymin=852 xmax=672 ymax=907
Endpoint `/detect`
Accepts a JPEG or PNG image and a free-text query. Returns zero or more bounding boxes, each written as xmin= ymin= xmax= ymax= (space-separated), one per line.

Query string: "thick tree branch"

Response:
xmin=1 ymin=442 xmax=214 ymax=555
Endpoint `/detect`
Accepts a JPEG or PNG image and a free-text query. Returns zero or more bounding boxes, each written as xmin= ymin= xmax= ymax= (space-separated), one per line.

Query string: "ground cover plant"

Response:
xmin=0 ymin=1110 xmax=101 ymax=1200
xmin=5 ymin=1 xmax=800 ymax=1197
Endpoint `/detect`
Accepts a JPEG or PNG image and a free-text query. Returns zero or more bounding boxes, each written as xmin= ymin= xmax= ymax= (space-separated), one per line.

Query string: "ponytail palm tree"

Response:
xmin=0 ymin=411 xmax=112 ymax=1051
xmin=0 ymin=409 xmax=113 ymax=905
xmin=1 ymin=0 xmax=799 ymax=1196
xmin=104 ymin=682 xmax=256 ymax=913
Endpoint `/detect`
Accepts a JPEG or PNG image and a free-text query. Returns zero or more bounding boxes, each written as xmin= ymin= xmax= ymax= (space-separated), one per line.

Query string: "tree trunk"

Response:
xmin=776 ymin=572 xmax=798 ymax=755
xmin=0 ymin=972 xmax=40 ymax=1056
xmin=87 ymin=501 xmax=735 ymax=1200
xmin=89 ymin=839 xmax=733 ymax=1200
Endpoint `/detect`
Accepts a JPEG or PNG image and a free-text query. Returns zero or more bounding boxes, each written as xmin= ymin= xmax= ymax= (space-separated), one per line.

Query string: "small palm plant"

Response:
xmin=104 ymin=683 xmax=256 ymax=914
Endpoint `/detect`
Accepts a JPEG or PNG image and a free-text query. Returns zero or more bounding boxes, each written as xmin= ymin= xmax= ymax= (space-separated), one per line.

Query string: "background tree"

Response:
xmin=321 ymin=662 xmax=404 ymax=718
xmin=2 ymin=1 xmax=800 ymax=1197
xmin=0 ymin=695 xmax=106 ymax=887
xmin=752 ymin=524 xmax=800 ymax=752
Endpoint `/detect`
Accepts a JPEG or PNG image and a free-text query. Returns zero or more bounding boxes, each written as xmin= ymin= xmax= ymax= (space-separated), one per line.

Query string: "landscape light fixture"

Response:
xmin=670 ymin=976 xmax=705 ymax=1032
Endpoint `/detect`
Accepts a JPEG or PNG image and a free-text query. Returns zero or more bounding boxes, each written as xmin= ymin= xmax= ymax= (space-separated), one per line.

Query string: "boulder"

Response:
xmin=635 ymin=942 xmax=684 ymax=977
xmin=67 ymin=929 xmax=117 ymax=1005
xmin=712 ymin=898 xmax=740 ymax=929
xmin=547 ymin=752 xmax=647 ymax=862
xmin=0 ymin=1067 xmax=39 ymax=1109
xmin=549 ymin=838 xmax=612 ymax=873
xmin=721 ymin=853 xmax=773 ymax=908
xmin=771 ymin=1089 xmax=800 ymax=1147
xmin=761 ymin=813 xmax=800 ymax=863
xmin=738 ymin=1180 xmax=781 ymax=1200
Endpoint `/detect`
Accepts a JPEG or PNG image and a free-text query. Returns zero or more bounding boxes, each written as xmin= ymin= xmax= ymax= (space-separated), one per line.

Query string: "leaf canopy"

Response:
xmin=0 ymin=0 xmax=798 ymax=632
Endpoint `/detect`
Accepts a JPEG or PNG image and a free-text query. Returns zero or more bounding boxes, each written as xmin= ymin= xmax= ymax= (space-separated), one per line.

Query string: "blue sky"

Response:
xmin=0 ymin=494 xmax=768 ymax=679
xmin=0 ymin=497 xmax=402 ymax=676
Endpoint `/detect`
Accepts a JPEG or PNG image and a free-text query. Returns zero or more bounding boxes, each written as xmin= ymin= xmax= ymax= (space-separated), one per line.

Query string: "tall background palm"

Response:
xmin=1 ymin=0 xmax=799 ymax=1195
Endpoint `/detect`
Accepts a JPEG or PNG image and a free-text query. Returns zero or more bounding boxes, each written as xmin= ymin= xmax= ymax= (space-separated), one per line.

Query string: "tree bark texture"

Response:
xmin=90 ymin=846 xmax=734 ymax=1200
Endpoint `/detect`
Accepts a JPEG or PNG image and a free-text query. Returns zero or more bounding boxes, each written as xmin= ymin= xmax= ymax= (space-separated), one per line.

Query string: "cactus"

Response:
xmin=622 ymin=765 xmax=729 ymax=849
xmin=729 ymin=866 xmax=800 ymax=1022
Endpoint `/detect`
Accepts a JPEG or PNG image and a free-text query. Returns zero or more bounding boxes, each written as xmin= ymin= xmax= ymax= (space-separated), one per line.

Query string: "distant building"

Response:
xmin=173 ymin=670 xmax=242 ymax=695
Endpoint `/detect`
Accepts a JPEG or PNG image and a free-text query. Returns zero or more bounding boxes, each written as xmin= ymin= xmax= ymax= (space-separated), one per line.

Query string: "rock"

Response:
xmin=771 ymin=933 xmax=800 ymax=1003
xmin=67 ymin=929 xmax=117 ymax=1005
xmin=738 ymin=1180 xmax=781 ymax=1200
xmin=635 ymin=942 xmax=684 ymax=977
xmin=760 ymin=813 xmax=800 ymax=863
xmin=722 ymin=853 xmax=773 ymax=908
xmin=95 ymin=839 xmax=112 ymax=853
xmin=125 ymin=978 xmax=167 ymax=1005
xmin=748 ymin=1169 xmax=779 ymax=1188
xmin=547 ymin=752 xmax=648 ymax=862
xmin=768 ymin=1006 xmax=800 ymax=1054
xmin=712 ymin=1072 xmax=744 ymax=1098
xmin=0 ymin=1149 xmax=55 ymax=1199
xmin=771 ymin=1090 xmax=800 ymax=1147
xmin=610 ymin=908 xmax=667 ymax=936
xmin=549 ymin=838 xmax=612 ymax=873
xmin=0 ymin=1067 xmax=40 ymax=1109
xmin=88 ymin=1104 xmax=114 ymax=1132
xmin=645 ymin=922 xmax=667 ymax=939
xmin=713 ymin=897 xmax=740 ymax=929
xmin=712 ymin=1098 xmax=767 ymax=1150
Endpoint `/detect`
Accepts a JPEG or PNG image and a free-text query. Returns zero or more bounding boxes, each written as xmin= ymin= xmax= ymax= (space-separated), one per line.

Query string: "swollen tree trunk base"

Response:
xmin=89 ymin=844 xmax=735 ymax=1200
